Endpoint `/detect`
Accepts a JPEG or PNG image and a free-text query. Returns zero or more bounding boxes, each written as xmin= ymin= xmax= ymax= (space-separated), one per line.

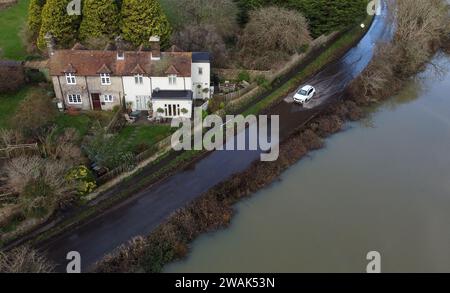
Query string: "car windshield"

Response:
xmin=299 ymin=90 xmax=308 ymax=95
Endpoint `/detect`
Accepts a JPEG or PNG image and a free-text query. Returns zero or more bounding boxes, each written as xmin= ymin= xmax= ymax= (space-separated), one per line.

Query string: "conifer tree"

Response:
xmin=37 ymin=0 xmax=81 ymax=51
xmin=120 ymin=0 xmax=172 ymax=47
xmin=27 ymin=0 xmax=46 ymax=36
xmin=79 ymin=0 xmax=120 ymax=41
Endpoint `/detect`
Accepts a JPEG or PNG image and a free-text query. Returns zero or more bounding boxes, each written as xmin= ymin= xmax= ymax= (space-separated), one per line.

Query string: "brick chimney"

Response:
xmin=115 ymin=36 xmax=125 ymax=60
xmin=44 ymin=32 xmax=55 ymax=56
xmin=149 ymin=36 xmax=161 ymax=60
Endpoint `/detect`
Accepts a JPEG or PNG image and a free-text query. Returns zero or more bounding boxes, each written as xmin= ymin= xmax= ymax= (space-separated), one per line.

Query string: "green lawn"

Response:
xmin=0 ymin=0 xmax=29 ymax=60
xmin=0 ymin=86 xmax=30 ymax=128
xmin=54 ymin=114 xmax=92 ymax=137
xmin=115 ymin=125 xmax=174 ymax=153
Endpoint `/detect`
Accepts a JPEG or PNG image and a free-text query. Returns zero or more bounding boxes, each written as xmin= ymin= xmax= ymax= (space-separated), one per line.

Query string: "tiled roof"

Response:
xmin=48 ymin=50 xmax=192 ymax=77
xmin=165 ymin=64 xmax=180 ymax=75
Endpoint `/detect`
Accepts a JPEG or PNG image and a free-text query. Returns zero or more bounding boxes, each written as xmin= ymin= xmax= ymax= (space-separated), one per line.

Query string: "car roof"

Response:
xmin=301 ymin=85 xmax=314 ymax=91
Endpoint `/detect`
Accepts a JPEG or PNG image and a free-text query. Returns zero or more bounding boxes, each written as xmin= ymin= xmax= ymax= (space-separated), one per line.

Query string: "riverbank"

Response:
xmin=93 ymin=0 xmax=450 ymax=273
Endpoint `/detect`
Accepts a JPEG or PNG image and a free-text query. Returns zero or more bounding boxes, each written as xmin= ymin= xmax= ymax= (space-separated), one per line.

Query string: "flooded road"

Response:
xmin=166 ymin=54 xmax=450 ymax=273
xmin=40 ymin=3 xmax=393 ymax=272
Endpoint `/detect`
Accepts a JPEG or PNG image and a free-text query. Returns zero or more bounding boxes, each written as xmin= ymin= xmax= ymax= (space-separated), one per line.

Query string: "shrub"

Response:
xmin=238 ymin=70 xmax=251 ymax=82
xmin=5 ymin=156 xmax=75 ymax=214
xmin=65 ymin=165 xmax=97 ymax=195
xmin=11 ymin=91 xmax=57 ymax=136
xmin=20 ymin=178 xmax=54 ymax=217
xmin=25 ymin=68 xmax=47 ymax=83
xmin=255 ymin=75 xmax=270 ymax=90
xmin=0 ymin=246 xmax=54 ymax=273
xmin=0 ymin=61 xmax=25 ymax=93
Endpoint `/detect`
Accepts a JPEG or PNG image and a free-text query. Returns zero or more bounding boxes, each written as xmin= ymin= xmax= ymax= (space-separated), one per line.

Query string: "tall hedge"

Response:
xmin=79 ymin=0 xmax=120 ymax=40
xmin=37 ymin=0 xmax=81 ymax=51
xmin=27 ymin=0 xmax=46 ymax=36
xmin=120 ymin=0 xmax=172 ymax=47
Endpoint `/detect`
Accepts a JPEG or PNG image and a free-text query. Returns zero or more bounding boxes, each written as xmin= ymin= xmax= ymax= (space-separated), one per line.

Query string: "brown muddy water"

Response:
xmin=165 ymin=53 xmax=450 ymax=273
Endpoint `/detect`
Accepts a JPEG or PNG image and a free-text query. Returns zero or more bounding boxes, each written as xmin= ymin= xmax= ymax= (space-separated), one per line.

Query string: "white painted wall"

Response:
xmin=123 ymin=76 xmax=152 ymax=110
xmin=191 ymin=62 xmax=211 ymax=99
xmin=151 ymin=77 xmax=192 ymax=92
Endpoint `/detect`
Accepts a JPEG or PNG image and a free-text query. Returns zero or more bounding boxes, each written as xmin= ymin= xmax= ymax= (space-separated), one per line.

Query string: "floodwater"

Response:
xmin=166 ymin=53 xmax=450 ymax=273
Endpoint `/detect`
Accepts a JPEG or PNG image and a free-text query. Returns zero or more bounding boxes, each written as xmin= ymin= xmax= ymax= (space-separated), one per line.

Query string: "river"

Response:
xmin=165 ymin=53 xmax=450 ymax=273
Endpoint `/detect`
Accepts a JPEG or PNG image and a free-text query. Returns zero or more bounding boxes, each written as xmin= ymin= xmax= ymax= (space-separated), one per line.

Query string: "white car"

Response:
xmin=294 ymin=85 xmax=316 ymax=104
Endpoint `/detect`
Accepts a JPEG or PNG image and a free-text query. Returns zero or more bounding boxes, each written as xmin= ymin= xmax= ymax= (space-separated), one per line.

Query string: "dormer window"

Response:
xmin=135 ymin=74 xmax=144 ymax=85
xmin=65 ymin=73 xmax=76 ymax=85
xmin=100 ymin=73 xmax=111 ymax=85
xmin=117 ymin=51 xmax=124 ymax=60
xmin=169 ymin=75 xmax=177 ymax=85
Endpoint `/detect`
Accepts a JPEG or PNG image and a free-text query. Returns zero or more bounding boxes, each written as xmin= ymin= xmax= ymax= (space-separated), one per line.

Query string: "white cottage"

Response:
xmin=48 ymin=38 xmax=210 ymax=119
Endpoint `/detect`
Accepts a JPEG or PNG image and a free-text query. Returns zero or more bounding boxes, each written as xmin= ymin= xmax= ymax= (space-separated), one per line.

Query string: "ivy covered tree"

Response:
xmin=27 ymin=0 xmax=46 ymax=36
xmin=37 ymin=0 xmax=81 ymax=51
xmin=120 ymin=0 xmax=172 ymax=47
xmin=79 ymin=0 xmax=120 ymax=41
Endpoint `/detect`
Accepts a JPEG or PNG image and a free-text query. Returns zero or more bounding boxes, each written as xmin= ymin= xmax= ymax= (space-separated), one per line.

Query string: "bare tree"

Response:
xmin=161 ymin=0 xmax=239 ymax=38
xmin=238 ymin=6 xmax=312 ymax=70
xmin=0 ymin=246 xmax=54 ymax=273
xmin=391 ymin=0 xmax=450 ymax=76
xmin=172 ymin=24 xmax=228 ymax=67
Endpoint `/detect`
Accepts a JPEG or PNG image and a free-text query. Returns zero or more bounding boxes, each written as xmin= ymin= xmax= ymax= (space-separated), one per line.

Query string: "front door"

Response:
xmin=91 ymin=94 xmax=102 ymax=110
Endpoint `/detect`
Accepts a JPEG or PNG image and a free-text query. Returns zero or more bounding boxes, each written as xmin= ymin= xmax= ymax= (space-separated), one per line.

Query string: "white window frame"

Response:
xmin=65 ymin=73 xmax=76 ymax=85
xmin=67 ymin=94 xmax=82 ymax=104
xmin=135 ymin=74 xmax=144 ymax=85
xmin=164 ymin=103 xmax=181 ymax=117
xmin=100 ymin=73 xmax=111 ymax=85
xmin=168 ymin=75 xmax=177 ymax=85
xmin=103 ymin=94 xmax=114 ymax=103
xmin=117 ymin=52 xmax=124 ymax=60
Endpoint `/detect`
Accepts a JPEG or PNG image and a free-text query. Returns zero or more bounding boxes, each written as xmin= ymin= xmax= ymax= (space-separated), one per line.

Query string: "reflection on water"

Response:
xmin=165 ymin=53 xmax=450 ymax=273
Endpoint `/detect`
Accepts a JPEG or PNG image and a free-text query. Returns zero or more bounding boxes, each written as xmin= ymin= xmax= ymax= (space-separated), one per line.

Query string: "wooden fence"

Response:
xmin=105 ymin=109 xmax=125 ymax=134
xmin=215 ymin=84 xmax=256 ymax=102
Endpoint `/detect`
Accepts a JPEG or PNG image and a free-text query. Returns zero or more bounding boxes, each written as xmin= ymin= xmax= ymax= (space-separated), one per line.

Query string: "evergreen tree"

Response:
xmin=120 ymin=0 xmax=172 ymax=47
xmin=37 ymin=0 xmax=81 ymax=51
xmin=27 ymin=0 xmax=46 ymax=36
xmin=79 ymin=0 xmax=120 ymax=41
